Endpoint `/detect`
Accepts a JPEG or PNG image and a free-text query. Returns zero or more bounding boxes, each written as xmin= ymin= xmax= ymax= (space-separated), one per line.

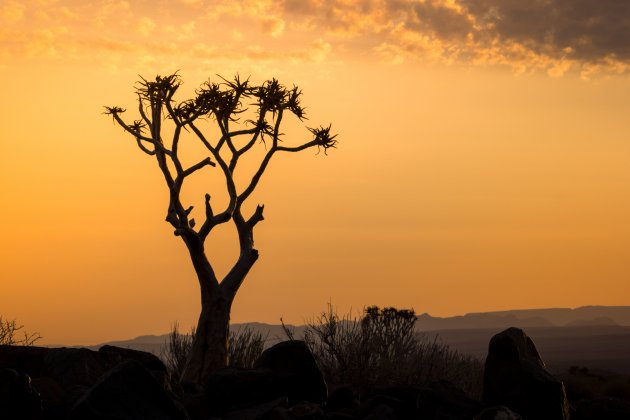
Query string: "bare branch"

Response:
xmin=271 ymin=109 xmax=284 ymax=148
xmin=220 ymin=248 xmax=259 ymax=297
xmin=247 ymin=204 xmax=265 ymax=228
xmin=238 ymin=148 xmax=275 ymax=203
xmin=188 ymin=121 xmax=238 ymax=228
xmin=277 ymin=124 xmax=338 ymax=154
xmin=181 ymin=157 xmax=216 ymax=179
xmin=138 ymin=95 xmax=153 ymax=132
xmin=276 ymin=139 xmax=319 ymax=153
xmin=204 ymin=194 xmax=213 ymax=217
xmin=136 ymin=138 xmax=156 ymax=155
xmin=238 ymin=113 xmax=269 ymax=156
xmin=105 ymin=107 xmax=154 ymax=143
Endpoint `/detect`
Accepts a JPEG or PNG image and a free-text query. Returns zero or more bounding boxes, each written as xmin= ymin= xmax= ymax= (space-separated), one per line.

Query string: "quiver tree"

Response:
xmin=105 ymin=73 xmax=337 ymax=384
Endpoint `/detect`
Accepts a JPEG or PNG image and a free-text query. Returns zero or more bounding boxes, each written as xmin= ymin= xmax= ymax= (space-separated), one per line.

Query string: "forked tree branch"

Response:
xmin=106 ymin=73 xmax=336 ymax=297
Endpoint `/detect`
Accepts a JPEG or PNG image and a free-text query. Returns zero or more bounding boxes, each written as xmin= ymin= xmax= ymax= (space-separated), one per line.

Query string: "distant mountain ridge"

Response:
xmin=79 ymin=306 xmax=630 ymax=356
xmin=416 ymin=305 xmax=630 ymax=331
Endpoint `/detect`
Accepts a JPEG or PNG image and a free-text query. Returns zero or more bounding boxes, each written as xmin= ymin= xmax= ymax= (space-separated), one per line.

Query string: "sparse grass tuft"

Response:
xmin=161 ymin=323 xmax=267 ymax=380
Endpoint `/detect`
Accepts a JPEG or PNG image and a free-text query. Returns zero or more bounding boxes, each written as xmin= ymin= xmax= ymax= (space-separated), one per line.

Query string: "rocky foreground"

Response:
xmin=1 ymin=328 xmax=629 ymax=420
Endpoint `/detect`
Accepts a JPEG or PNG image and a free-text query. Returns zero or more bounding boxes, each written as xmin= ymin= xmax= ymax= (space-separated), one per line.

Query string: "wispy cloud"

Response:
xmin=2 ymin=0 xmax=629 ymax=77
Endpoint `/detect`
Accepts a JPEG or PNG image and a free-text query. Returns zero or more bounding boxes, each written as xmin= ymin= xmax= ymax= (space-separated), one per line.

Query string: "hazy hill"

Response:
xmin=85 ymin=306 xmax=630 ymax=353
xmin=80 ymin=306 xmax=630 ymax=375
xmin=416 ymin=306 xmax=630 ymax=331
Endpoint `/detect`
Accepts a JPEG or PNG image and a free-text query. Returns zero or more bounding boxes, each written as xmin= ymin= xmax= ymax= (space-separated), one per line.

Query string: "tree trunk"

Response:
xmin=180 ymin=293 xmax=232 ymax=384
xmin=178 ymin=223 xmax=257 ymax=384
xmin=179 ymin=239 xmax=234 ymax=385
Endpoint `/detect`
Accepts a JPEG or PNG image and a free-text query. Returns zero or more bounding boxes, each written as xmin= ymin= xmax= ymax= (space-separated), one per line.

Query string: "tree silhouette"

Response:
xmin=105 ymin=73 xmax=336 ymax=384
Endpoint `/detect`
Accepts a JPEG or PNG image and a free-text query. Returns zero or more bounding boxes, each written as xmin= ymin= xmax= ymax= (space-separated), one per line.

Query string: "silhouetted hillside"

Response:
xmin=83 ymin=306 xmax=630 ymax=375
xmin=416 ymin=305 xmax=630 ymax=330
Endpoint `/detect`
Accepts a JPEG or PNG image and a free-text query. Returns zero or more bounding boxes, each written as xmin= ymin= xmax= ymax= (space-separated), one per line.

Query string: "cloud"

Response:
xmin=261 ymin=16 xmax=286 ymax=37
xmin=0 ymin=0 xmax=27 ymax=23
xmin=464 ymin=0 xmax=630 ymax=61
xmin=3 ymin=0 xmax=629 ymax=77
xmin=136 ymin=17 xmax=156 ymax=37
xmin=279 ymin=0 xmax=630 ymax=75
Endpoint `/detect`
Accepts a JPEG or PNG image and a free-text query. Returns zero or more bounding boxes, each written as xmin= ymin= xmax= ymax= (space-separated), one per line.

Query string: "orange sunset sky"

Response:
xmin=1 ymin=0 xmax=630 ymax=345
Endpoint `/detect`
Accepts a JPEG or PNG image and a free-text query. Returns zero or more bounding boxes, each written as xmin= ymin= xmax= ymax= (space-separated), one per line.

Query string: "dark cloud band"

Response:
xmin=282 ymin=0 xmax=630 ymax=72
xmin=464 ymin=0 xmax=630 ymax=61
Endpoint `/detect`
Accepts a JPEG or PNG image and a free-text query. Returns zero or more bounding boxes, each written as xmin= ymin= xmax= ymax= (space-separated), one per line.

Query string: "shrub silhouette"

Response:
xmin=0 ymin=316 xmax=41 ymax=346
xmin=163 ymin=306 xmax=482 ymax=397
xmin=294 ymin=305 xmax=482 ymax=396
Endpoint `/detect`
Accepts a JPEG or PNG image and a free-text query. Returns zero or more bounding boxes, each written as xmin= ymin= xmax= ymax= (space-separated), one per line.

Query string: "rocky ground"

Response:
xmin=1 ymin=328 xmax=630 ymax=419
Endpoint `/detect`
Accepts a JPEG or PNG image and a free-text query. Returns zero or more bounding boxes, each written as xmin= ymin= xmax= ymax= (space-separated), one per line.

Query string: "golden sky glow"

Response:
xmin=1 ymin=0 xmax=630 ymax=345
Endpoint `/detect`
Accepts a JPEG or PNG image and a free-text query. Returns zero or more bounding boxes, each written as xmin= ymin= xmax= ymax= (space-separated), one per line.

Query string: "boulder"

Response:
xmin=361 ymin=386 xmax=418 ymax=419
xmin=44 ymin=347 xmax=116 ymax=389
xmin=98 ymin=345 xmax=166 ymax=372
xmin=1 ymin=344 xmax=175 ymax=419
xmin=0 ymin=345 xmax=165 ymax=390
xmin=482 ymin=327 xmax=570 ymax=420
xmin=0 ymin=368 xmax=42 ymax=420
xmin=474 ymin=406 xmax=523 ymax=420
xmin=0 ymin=345 xmax=49 ymax=377
xmin=416 ymin=380 xmax=482 ymax=420
xmin=221 ymin=397 xmax=287 ymax=420
xmin=326 ymin=385 xmax=359 ymax=412
xmin=361 ymin=404 xmax=397 ymax=420
xmin=254 ymin=340 xmax=328 ymax=405
xmin=205 ymin=367 xmax=282 ymax=414
xmin=205 ymin=341 xmax=326 ymax=416
xmin=67 ymin=360 xmax=187 ymax=420
xmin=30 ymin=376 xmax=68 ymax=420
xmin=288 ymin=400 xmax=324 ymax=418
xmin=98 ymin=345 xmax=168 ymax=387
xmin=573 ymin=398 xmax=630 ymax=420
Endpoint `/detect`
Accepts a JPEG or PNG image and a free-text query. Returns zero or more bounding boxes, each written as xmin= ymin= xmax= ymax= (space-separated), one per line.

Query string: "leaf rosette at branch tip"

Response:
xmin=309 ymin=124 xmax=338 ymax=153
xmin=103 ymin=106 xmax=125 ymax=116
xmin=136 ymin=73 xmax=182 ymax=102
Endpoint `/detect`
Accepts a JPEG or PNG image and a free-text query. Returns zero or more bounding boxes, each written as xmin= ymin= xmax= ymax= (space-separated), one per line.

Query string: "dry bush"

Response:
xmin=296 ymin=305 xmax=483 ymax=396
xmin=0 ymin=316 xmax=41 ymax=346
xmin=162 ymin=323 xmax=267 ymax=379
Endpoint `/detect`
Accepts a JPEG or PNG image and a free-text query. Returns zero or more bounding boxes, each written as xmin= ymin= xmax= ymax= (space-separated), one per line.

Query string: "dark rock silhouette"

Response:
xmin=482 ymin=327 xmax=570 ymax=420
xmin=221 ymin=397 xmax=287 ymax=420
xmin=416 ymin=380 xmax=482 ymax=419
xmin=204 ymin=340 xmax=327 ymax=416
xmin=67 ymin=360 xmax=187 ymax=420
xmin=573 ymin=397 xmax=630 ymax=420
xmin=325 ymin=385 xmax=359 ymax=412
xmin=474 ymin=405 xmax=523 ymax=419
xmin=0 ymin=368 xmax=42 ymax=420
xmin=0 ymin=345 xmax=166 ymax=388
xmin=2 ymin=331 xmax=623 ymax=420
xmin=0 ymin=345 xmax=169 ymax=419
xmin=253 ymin=340 xmax=327 ymax=405
xmin=204 ymin=367 xmax=286 ymax=414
